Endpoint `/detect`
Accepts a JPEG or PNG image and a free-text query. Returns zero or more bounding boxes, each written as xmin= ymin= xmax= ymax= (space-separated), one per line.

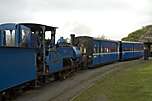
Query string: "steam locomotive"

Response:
xmin=0 ymin=23 xmax=144 ymax=100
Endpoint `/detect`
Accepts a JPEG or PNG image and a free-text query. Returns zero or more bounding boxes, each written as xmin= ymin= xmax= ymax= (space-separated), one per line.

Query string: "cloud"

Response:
xmin=0 ymin=0 xmax=151 ymax=21
xmin=70 ymin=22 xmax=92 ymax=35
xmin=27 ymin=0 xmax=131 ymax=11
xmin=0 ymin=0 xmax=151 ymax=40
xmin=0 ymin=0 xmax=33 ymax=23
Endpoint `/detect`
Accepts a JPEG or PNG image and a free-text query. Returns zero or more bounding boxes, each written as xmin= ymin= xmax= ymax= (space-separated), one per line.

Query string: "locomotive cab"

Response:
xmin=0 ymin=23 xmax=58 ymax=94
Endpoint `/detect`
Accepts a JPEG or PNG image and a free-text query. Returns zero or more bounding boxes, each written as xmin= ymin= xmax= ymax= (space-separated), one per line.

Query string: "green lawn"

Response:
xmin=73 ymin=60 xmax=152 ymax=101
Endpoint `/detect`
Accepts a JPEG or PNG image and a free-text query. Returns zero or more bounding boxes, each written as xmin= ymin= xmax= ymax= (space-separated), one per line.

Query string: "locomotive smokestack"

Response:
xmin=70 ymin=34 xmax=75 ymax=45
xmin=51 ymin=28 xmax=56 ymax=46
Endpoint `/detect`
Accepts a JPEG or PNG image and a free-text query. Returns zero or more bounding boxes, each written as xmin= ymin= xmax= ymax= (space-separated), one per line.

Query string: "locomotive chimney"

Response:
xmin=51 ymin=28 xmax=56 ymax=46
xmin=70 ymin=34 xmax=75 ymax=45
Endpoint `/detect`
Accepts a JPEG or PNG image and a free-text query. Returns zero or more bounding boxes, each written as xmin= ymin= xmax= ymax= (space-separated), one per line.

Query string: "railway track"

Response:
xmin=14 ymin=59 xmax=143 ymax=101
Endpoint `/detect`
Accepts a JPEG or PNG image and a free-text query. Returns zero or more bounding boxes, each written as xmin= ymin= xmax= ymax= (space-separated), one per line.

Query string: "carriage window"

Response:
xmin=94 ymin=47 xmax=96 ymax=53
xmin=134 ymin=45 xmax=143 ymax=51
xmin=97 ymin=46 xmax=100 ymax=53
xmin=101 ymin=47 xmax=103 ymax=53
xmin=106 ymin=48 xmax=109 ymax=52
xmin=94 ymin=44 xmax=98 ymax=53
xmin=103 ymin=48 xmax=109 ymax=53
xmin=100 ymin=45 xmax=103 ymax=53
xmin=111 ymin=47 xmax=117 ymax=52
xmin=5 ymin=30 xmax=16 ymax=46
xmin=123 ymin=47 xmax=132 ymax=51
xmin=94 ymin=47 xmax=98 ymax=53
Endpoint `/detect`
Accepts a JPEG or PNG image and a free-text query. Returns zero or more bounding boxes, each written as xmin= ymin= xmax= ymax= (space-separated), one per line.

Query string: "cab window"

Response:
xmin=5 ymin=30 xmax=16 ymax=47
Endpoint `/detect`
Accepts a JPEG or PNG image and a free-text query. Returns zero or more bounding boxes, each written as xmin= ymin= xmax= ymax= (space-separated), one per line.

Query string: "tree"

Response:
xmin=121 ymin=25 xmax=152 ymax=41
xmin=96 ymin=34 xmax=108 ymax=40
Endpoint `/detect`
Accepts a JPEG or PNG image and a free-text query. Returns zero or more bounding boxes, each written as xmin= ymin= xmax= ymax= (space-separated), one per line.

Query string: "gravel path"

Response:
xmin=14 ymin=60 xmax=142 ymax=101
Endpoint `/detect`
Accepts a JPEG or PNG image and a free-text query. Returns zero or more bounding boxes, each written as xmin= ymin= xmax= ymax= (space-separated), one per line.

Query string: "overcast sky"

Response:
xmin=0 ymin=0 xmax=152 ymax=40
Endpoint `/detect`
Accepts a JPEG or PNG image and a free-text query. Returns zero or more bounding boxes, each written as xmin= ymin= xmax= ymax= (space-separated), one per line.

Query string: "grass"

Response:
xmin=72 ymin=60 xmax=152 ymax=101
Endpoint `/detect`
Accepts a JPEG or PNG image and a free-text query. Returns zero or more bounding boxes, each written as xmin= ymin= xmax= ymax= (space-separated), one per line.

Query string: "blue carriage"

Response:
xmin=120 ymin=41 xmax=144 ymax=61
xmin=73 ymin=36 xmax=119 ymax=68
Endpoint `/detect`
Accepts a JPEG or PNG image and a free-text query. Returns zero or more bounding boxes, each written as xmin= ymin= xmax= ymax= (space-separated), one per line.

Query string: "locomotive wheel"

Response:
xmin=54 ymin=72 xmax=60 ymax=80
xmin=59 ymin=71 xmax=66 ymax=80
xmin=62 ymin=72 xmax=66 ymax=80
xmin=0 ymin=94 xmax=3 ymax=101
